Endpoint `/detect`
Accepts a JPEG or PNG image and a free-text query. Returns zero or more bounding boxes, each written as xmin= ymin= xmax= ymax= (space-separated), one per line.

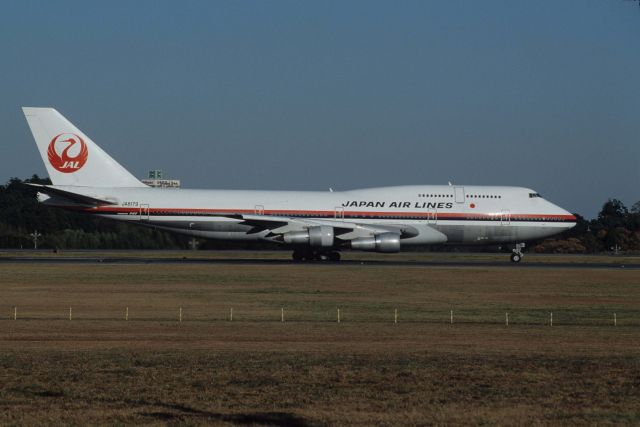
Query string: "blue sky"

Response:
xmin=1 ymin=0 xmax=638 ymax=218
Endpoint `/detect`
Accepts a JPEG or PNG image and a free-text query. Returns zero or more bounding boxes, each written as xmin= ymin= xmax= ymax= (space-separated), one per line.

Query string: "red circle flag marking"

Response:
xmin=47 ymin=133 xmax=88 ymax=173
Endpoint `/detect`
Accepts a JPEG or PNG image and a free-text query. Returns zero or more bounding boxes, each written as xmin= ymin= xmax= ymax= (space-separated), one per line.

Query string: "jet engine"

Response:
xmin=350 ymin=232 xmax=401 ymax=253
xmin=283 ymin=225 xmax=334 ymax=248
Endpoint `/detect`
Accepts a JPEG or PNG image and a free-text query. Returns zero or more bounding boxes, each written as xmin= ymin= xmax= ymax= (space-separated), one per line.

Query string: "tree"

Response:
xmin=628 ymin=201 xmax=640 ymax=232
xmin=597 ymin=199 xmax=628 ymax=229
xmin=0 ymin=176 xmax=186 ymax=249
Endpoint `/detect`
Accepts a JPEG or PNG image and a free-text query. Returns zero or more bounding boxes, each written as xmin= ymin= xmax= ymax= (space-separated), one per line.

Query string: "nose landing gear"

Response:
xmin=511 ymin=243 xmax=525 ymax=263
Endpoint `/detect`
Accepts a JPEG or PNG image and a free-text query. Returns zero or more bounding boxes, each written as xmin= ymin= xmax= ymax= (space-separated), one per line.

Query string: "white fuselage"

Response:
xmin=22 ymin=107 xmax=577 ymax=256
xmin=43 ymin=184 xmax=576 ymax=246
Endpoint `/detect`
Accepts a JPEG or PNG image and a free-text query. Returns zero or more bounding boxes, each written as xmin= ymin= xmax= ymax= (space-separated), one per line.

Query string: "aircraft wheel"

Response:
xmin=292 ymin=250 xmax=304 ymax=261
xmin=329 ymin=252 xmax=341 ymax=262
xmin=510 ymin=253 xmax=522 ymax=263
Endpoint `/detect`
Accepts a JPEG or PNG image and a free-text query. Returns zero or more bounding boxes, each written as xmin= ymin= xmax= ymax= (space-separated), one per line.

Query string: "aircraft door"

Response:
xmin=454 ymin=186 xmax=465 ymax=203
xmin=139 ymin=204 xmax=150 ymax=221
xmin=427 ymin=210 xmax=437 ymax=225
xmin=501 ymin=209 xmax=511 ymax=225
xmin=334 ymin=207 xmax=345 ymax=220
xmin=254 ymin=205 xmax=265 ymax=215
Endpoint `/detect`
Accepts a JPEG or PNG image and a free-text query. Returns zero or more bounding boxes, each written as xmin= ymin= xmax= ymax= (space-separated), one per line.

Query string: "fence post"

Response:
xmin=394 ymin=308 xmax=398 ymax=324
xmin=230 ymin=307 xmax=233 ymax=322
xmin=281 ymin=307 xmax=284 ymax=323
xmin=179 ymin=307 xmax=182 ymax=322
xmin=550 ymin=312 xmax=553 ymax=327
xmin=125 ymin=307 xmax=129 ymax=321
xmin=337 ymin=308 xmax=340 ymax=323
xmin=450 ymin=310 xmax=453 ymax=324
xmin=614 ymin=312 xmax=617 ymax=327
xmin=506 ymin=312 xmax=509 ymax=326
xmin=69 ymin=307 xmax=72 ymax=321
xmin=13 ymin=306 xmax=17 ymax=320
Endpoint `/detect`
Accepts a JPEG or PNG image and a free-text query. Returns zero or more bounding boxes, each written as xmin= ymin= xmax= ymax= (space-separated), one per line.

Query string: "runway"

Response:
xmin=0 ymin=256 xmax=637 ymax=270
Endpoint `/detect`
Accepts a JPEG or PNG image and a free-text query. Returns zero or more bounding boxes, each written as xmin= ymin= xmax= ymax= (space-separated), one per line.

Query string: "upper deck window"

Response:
xmin=529 ymin=193 xmax=541 ymax=198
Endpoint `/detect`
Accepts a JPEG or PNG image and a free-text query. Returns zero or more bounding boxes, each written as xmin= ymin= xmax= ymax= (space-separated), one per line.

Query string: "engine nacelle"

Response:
xmin=308 ymin=225 xmax=334 ymax=248
xmin=283 ymin=226 xmax=334 ymax=248
xmin=283 ymin=230 xmax=310 ymax=245
xmin=350 ymin=232 xmax=401 ymax=253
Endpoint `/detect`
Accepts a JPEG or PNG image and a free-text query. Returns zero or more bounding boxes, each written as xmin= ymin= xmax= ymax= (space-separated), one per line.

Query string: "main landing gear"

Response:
xmin=292 ymin=248 xmax=341 ymax=262
xmin=510 ymin=243 xmax=525 ymax=263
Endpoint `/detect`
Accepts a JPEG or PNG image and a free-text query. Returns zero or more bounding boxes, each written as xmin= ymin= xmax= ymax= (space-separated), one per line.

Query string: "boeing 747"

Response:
xmin=22 ymin=107 xmax=576 ymax=262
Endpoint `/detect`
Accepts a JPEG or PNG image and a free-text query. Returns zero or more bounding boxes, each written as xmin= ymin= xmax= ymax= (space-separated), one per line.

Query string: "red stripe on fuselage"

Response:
xmin=66 ymin=206 xmax=576 ymax=222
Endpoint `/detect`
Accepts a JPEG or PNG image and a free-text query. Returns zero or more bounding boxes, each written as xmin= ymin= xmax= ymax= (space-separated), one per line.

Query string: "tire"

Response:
xmin=510 ymin=253 xmax=522 ymax=263
xmin=292 ymin=251 xmax=304 ymax=261
xmin=315 ymin=253 xmax=329 ymax=261
xmin=329 ymin=252 xmax=341 ymax=262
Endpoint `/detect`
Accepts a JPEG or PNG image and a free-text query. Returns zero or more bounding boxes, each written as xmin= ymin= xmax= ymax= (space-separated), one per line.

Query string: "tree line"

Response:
xmin=535 ymin=199 xmax=640 ymax=253
xmin=0 ymin=176 xmax=184 ymax=250
xmin=0 ymin=176 xmax=638 ymax=253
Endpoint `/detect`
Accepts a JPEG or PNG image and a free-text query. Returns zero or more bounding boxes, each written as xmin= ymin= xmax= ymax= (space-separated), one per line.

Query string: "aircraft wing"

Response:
xmin=219 ymin=213 xmax=421 ymax=240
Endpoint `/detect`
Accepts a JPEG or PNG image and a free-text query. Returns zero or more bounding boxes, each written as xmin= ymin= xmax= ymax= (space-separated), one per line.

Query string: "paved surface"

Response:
xmin=0 ymin=256 xmax=637 ymax=270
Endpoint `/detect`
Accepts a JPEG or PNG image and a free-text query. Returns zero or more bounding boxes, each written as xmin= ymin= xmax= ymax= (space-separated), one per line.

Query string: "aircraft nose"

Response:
xmin=557 ymin=205 xmax=577 ymax=229
xmin=544 ymin=199 xmax=576 ymax=228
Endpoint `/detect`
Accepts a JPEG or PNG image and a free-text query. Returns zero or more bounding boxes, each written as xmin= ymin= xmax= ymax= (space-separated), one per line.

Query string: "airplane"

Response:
xmin=22 ymin=107 xmax=576 ymax=262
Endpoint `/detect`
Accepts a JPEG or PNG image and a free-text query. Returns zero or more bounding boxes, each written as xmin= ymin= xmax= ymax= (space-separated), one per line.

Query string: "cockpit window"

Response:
xmin=529 ymin=193 xmax=541 ymax=198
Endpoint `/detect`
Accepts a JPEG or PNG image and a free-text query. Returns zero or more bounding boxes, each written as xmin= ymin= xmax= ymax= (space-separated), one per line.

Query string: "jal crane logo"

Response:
xmin=47 ymin=133 xmax=88 ymax=173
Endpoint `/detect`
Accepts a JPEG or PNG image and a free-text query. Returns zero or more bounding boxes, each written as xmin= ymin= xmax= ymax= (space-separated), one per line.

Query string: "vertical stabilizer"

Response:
xmin=22 ymin=107 xmax=146 ymax=187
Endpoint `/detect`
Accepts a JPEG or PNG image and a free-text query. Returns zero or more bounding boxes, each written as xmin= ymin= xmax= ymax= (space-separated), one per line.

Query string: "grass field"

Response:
xmin=1 ymin=255 xmax=639 ymax=425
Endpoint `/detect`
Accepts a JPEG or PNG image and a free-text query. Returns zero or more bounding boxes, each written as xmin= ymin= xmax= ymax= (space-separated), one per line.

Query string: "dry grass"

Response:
xmin=0 ymin=261 xmax=639 ymax=425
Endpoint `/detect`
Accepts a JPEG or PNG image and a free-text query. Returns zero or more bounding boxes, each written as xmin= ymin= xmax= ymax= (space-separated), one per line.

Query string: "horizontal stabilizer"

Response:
xmin=24 ymin=183 xmax=117 ymax=206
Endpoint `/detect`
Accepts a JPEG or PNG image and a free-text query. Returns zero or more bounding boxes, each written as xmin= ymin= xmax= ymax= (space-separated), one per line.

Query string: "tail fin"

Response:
xmin=22 ymin=107 xmax=146 ymax=187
